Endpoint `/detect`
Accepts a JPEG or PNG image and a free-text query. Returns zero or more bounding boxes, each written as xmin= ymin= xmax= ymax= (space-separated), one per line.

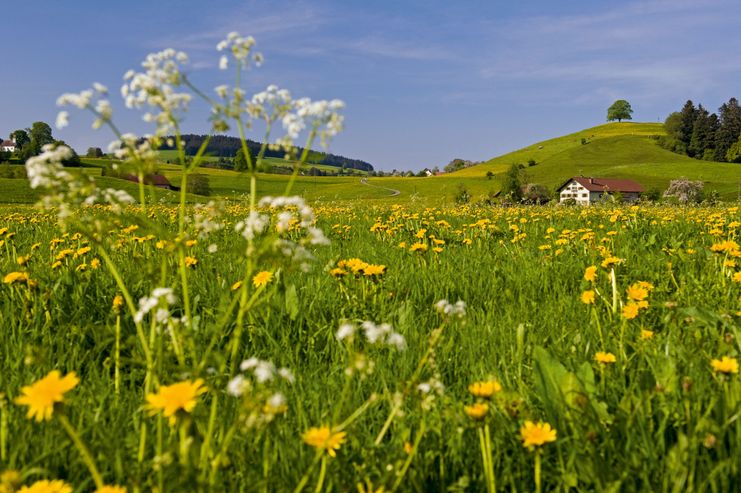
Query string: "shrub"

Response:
xmin=454 ymin=184 xmax=471 ymax=204
xmin=186 ymin=173 xmax=211 ymax=196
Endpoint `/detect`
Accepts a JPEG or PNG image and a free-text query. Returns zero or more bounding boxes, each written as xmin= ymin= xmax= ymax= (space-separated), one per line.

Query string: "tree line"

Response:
xmin=660 ymin=98 xmax=741 ymax=162
xmin=158 ymin=134 xmax=374 ymax=172
xmin=3 ymin=122 xmax=80 ymax=165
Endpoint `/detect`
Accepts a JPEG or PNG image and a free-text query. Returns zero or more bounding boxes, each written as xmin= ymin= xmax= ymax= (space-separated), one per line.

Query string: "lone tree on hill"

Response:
xmin=607 ymin=100 xmax=633 ymax=122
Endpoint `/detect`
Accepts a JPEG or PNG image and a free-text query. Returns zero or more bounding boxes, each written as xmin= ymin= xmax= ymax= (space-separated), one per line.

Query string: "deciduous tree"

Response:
xmin=607 ymin=100 xmax=633 ymax=122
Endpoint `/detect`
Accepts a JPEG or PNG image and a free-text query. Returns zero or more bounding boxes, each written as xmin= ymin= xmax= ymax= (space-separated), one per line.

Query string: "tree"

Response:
xmin=607 ymin=100 xmax=633 ymax=122
xmin=10 ymin=129 xmax=29 ymax=152
xmin=688 ymin=105 xmax=717 ymax=158
xmin=715 ymin=97 xmax=741 ymax=162
xmin=86 ymin=147 xmax=104 ymax=158
xmin=29 ymin=121 xmax=54 ymax=154
xmin=501 ymin=163 xmax=525 ymax=202
xmin=234 ymin=148 xmax=249 ymax=171
xmin=186 ymin=173 xmax=211 ymax=196
xmin=663 ymin=178 xmax=703 ymax=204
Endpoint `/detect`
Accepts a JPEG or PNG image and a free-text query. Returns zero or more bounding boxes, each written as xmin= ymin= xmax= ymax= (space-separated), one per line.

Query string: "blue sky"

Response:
xmin=2 ymin=0 xmax=740 ymax=171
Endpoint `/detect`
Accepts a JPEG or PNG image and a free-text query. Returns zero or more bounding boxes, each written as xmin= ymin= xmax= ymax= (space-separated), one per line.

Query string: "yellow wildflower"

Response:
xmin=145 ymin=379 xmax=207 ymax=425
xmin=112 ymin=295 xmax=124 ymax=314
xmin=594 ymin=352 xmax=616 ymax=364
xmin=15 ymin=370 xmax=79 ymax=422
xmin=409 ymin=242 xmax=427 ymax=252
xmin=94 ymin=487 xmax=127 ymax=493
xmin=640 ymin=329 xmax=654 ymax=340
xmin=3 ymin=272 xmax=30 ymax=284
xmin=363 ymin=264 xmax=386 ymax=276
xmin=252 ymin=271 xmax=273 ymax=288
xmin=184 ymin=256 xmax=198 ymax=267
xmin=520 ymin=421 xmax=557 ymax=449
xmin=231 ymin=280 xmax=243 ymax=291
xmin=18 ymin=480 xmax=73 ymax=493
xmin=583 ymin=266 xmax=597 ymax=282
xmin=622 ymin=303 xmax=640 ymax=320
xmin=302 ymin=426 xmax=346 ymax=457
xmin=468 ymin=380 xmax=502 ymax=398
xmin=16 ymin=256 xmax=29 ymax=266
xmin=464 ymin=402 xmax=489 ymax=421
xmin=711 ymin=356 xmax=738 ymax=374
xmin=581 ymin=290 xmax=596 ymax=305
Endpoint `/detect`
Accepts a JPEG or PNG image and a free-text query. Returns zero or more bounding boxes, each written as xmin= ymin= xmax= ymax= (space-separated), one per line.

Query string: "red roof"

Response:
xmin=560 ymin=177 xmax=644 ymax=193
xmin=1 ymin=140 xmax=15 ymax=146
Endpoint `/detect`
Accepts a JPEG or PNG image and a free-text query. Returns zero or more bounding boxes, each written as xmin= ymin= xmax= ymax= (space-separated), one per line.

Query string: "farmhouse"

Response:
xmin=558 ymin=177 xmax=643 ymax=205
xmin=1 ymin=140 xmax=16 ymax=152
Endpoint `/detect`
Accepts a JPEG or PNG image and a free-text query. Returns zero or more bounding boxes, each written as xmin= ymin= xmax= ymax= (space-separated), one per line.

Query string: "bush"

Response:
xmin=663 ymin=178 xmax=704 ymax=204
xmin=186 ymin=173 xmax=211 ymax=196
xmin=521 ymin=183 xmax=549 ymax=204
xmin=527 ymin=159 xmax=537 ymax=167
xmin=454 ymin=184 xmax=471 ymax=204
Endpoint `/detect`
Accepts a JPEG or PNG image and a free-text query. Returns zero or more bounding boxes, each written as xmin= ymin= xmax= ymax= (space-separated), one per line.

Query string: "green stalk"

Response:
xmin=534 ymin=450 xmax=542 ymax=493
xmin=115 ymin=315 xmax=121 ymax=399
xmin=392 ymin=421 xmax=426 ymax=491
xmin=313 ymin=456 xmax=327 ymax=493
xmin=0 ymin=396 xmax=6 ymax=462
xmin=199 ymin=394 xmax=219 ymax=477
xmin=484 ymin=424 xmax=496 ymax=493
xmin=58 ymin=413 xmax=104 ymax=489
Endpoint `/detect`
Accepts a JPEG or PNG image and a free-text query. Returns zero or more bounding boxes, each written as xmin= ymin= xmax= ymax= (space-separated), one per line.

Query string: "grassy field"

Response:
xmin=1 ymin=200 xmax=740 ymax=492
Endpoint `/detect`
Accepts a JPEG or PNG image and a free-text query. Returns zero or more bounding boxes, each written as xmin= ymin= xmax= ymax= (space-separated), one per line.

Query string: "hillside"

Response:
xmin=445 ymin=122 xmax=741 ymax=199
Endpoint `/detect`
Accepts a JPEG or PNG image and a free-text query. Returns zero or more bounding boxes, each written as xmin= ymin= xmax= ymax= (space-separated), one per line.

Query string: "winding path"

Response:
xmin=359 ymin=177 xmax=401 ymax=197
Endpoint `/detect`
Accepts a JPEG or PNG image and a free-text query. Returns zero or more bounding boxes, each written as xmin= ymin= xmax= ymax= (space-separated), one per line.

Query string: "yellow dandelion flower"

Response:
xmin=16 ymin=256 xmax=29 ymax=266
xmin=397 ymin=241 xmax=407 ymax=248
xmin=15 ymin=370 xmax=79 ymax=422
xmin=363 ymin=264 xmax=386 ymax=277
xmin=185 ymin=239 xmax=197 ymax=247
xmin=464 ymin=402 xmax=489 ymax=421
xmin=711 ymin=356 xmax=738 ymax=374
xmin=581 ymin=290 xmax=596 ymax=305
xmin=640 ymin=329 xmax=654 ymax=340
xmin=583 ymin=266 xmax=597 ymax=282
xmin=594 ymin=351 xmax=616 ymax=364
xmin=74 ymin=246 xmax=91 ymax=258
xmin=468 ymin=380 xmax=502 ymax=398
xmin=626 ymin=283 xmax=648 ymax=301
xmin=184 ymin=256 xmax=198 ymax=267
xmin=18 ymin=479 xmax=73 ymax=493
xmin=252 ymin=271 xmax=273 ymax=288
xmin=90 ymin=258 xmax=101 ymax=269
xmin=302 ymin=426 xmax=346 ymax=457
xmin=3 ymin=272 xmax=30 ymax=284
xmin=733 ymin=272 xmax=741 ymax=283
xmin=231 ymin=280 xmax=243 ymax=291
xmin=409 ymin=242 xmax=427 ymax=252
xmin=145 ymin=379 xmax=207 ymax=425
xmin=520 ymin=421 xmax=557 ymax=449
xmin=0 ymin=470 xmax=21 ymax=489
xmin=155 ymin=240 xmax=168 ymax=250
xmin=622 ymin=303 xmax=640 ymax=320
xmin=601 ymin=256 xmax=621 ymax=269
xmin=94 ymin=487 xmax=127 ymax=493
xmin=432 ymin=247 xmax=443 ymax=253
xmin=330 ymin=268 xmax=348 ymax=278
xmin=112 ymin=294 xmax=124 ymax=314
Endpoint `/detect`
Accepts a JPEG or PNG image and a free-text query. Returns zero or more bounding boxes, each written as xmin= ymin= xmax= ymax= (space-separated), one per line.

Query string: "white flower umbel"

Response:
xmin=434 ymin=299 xmax=467 ymax=318
xmin=216 ymin=31 xmax=262 ymax=68
xmin=134 ymin=287 xmax=177 ymax=324
xmin=338 ymin=321 xmax=406 ymax=351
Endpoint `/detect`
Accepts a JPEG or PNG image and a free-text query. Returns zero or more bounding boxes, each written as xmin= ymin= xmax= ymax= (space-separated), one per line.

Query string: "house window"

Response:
xmin=581 ymin=193 xmax=587 ymax=198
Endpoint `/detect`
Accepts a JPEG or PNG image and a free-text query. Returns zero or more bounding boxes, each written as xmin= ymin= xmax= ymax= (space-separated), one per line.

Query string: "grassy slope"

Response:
xmin=448 ymin=122 xmax=741 ymax=199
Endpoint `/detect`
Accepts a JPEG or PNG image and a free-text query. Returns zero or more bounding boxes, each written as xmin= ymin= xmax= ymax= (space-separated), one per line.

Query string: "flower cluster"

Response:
xmin=336 ymin=321 xmax=406 ymax=351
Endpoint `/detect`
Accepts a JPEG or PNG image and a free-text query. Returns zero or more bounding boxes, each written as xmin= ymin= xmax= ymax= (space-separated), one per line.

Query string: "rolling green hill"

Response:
xmin=2 ymin=122 xmax=741 ymax=205
xmin=447 ymin=122 xmax=741 ymax=199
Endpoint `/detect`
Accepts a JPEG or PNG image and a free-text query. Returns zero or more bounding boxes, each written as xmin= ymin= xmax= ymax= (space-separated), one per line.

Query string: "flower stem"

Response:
xmin=57 ymin=413 xmax=104 ymax=489
xmin=313 ymin=455 xmax=327 ymax=493
xmin=534 ymin=450 xmax=542 ymax=493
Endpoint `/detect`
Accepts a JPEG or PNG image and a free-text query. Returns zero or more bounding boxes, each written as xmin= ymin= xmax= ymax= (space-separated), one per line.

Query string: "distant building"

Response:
xmin=1 ymin=139 xmax=16 ymax=153
xmin=422 ymin=168 xmax=433 ymax=177
xmin=558 ymin=177 xmax=643 ymax=205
